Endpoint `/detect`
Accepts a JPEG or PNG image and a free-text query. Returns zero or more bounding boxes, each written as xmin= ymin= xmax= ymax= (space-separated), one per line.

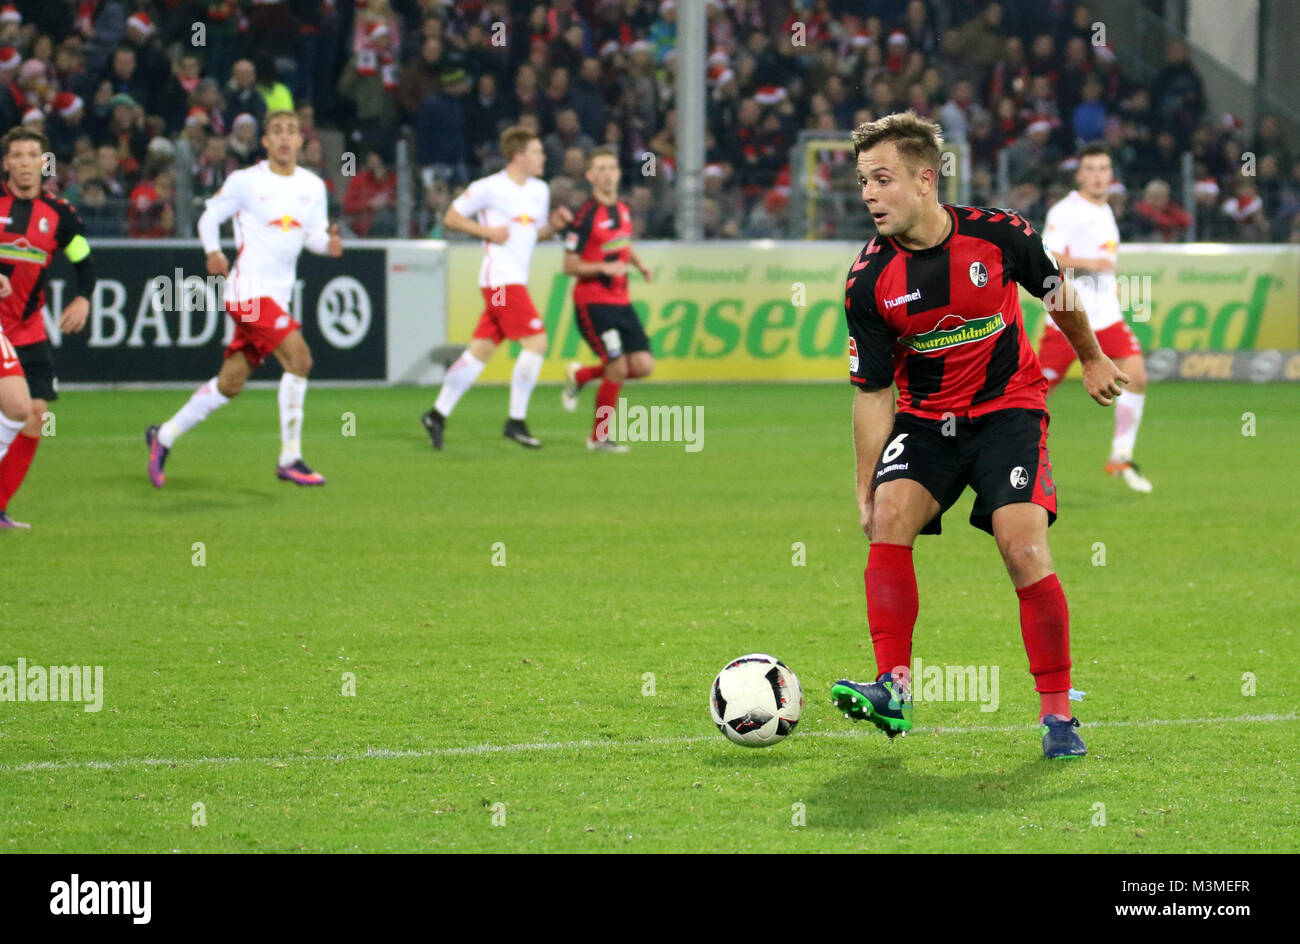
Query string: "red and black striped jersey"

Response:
xmin=0 ymin=181 xmax=87 ymax=346
xmin=565 ymin=197 xmax=632 ymax=305
xmin=845 ymin=203 xmax=1061 ymax=419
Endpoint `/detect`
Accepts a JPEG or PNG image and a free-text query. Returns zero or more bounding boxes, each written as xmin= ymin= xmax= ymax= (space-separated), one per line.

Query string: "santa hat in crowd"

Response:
xmin=21 ymin=107 xmax=42 ymax=125
xmin=126 ymin=12 xmax=154 ymax=37
xmin=753 ymin=85 xmax=787 ymax=106
xmin=0 ymin=5 xmax=20 ymax=26
xmin=53 ymin=91 xmax=83 ymax=119
xmin=0 ymin=46 xmax=20 ymax=71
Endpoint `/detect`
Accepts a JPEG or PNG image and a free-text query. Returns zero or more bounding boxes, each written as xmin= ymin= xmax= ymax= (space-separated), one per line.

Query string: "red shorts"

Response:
xmin=472 ymin=285 xmax=545 ymax=344
xmin=1038 ymin=320 xmax=1142 ymax=386
xmin=0 ymin=333 xmax=23 ymax=380
xmin=224 ymin=297 xmax=299 ymax=369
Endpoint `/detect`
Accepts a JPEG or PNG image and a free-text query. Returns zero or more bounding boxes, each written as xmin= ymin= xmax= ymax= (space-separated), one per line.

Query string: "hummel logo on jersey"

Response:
xmin=884 ymin=288 xmax=921 ymax=309
xmin=969 ymin=261 xmax=988 ymax=286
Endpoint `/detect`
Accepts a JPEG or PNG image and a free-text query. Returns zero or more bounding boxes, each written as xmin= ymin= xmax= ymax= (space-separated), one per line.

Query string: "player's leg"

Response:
xmin=423 ymin=291 xmax=502 ymax=448
xmin=1105 ymin=325 xmax=1152 ymax=490
xmin=991 ymin=502 xmax=1084 ymax=757
xmin=270 ymin=329 xmax=325 ymax=485
xmin=0 ymin=369 xmax=32 ymax=521
xmin=589 ymin=306 xmax=652 ymax=450
xmin=147 ymin=352 xmax=250 ymax=488
xmin=971 ymin=409 xmax=1084 ymax=756
xmin=0 ymin=338 xmax=57 ymax=524
xmin=563 ymin=302 xmax=607 ymax=412
xmin=832 ymin=415 xmax=961 ymax=737
xmin=0 ymin=396 xmax=45 ymax=526
xmin=503 ymin=329 xmax=546 ymax=447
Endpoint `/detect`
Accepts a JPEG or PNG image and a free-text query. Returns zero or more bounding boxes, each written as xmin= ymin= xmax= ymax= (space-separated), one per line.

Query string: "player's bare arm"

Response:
xmin=1046 ymin=276 xmax=1129 ymax=405
xmin=537 ymin=206 xmax=574 ymax=241
xmin=562 ymin=251 xmax=625 ymax=278
xmin=444 ymin=205 xmax=509 ymax=244
xmin=627 ymin=247 xmax=652 ymax=282
xmin=853 ymin=385 xmax=895 ymax=537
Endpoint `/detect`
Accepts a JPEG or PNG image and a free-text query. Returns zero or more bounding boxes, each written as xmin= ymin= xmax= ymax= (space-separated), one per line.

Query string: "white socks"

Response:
xmin=1111 ymin=391 xmax=1146 ymax=462
xmin=278 ymin=372 xmax=308 ymax=466
xmin=509 ymin=350 xmax=544 ymax=421
xmin=434 ymin=350 xmax=487 ymax=417
xmin=0 ymin=411 xmax=24 ymax=463
xmin=159 ymin=376 xmax=229 ymax=448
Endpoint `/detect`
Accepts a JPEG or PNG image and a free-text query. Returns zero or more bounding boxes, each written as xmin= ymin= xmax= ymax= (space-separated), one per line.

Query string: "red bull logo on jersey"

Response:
xmin=512 ymin=213 xmax=535 ymax=224
xmin=269 ymin=215 xmax=303 ymax=231
xmin=0 ymin=236 xmax=49 ymax=265
xmin=901 ymin=312 xmax=1006 ymax=353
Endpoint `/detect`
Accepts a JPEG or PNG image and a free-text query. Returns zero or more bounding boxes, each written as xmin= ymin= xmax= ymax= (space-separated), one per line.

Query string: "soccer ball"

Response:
xmin=709 ymin=653 xmax=803 ymax=747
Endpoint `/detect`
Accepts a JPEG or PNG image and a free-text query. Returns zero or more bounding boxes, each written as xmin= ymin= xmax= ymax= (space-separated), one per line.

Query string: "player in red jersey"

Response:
xmin=830 ymin=113 xmax=1129 ymax=759
xmin=559 ymin=146 xmax=654 ymax=452
xmin=0 ymin=127 xmax=97 ymax=529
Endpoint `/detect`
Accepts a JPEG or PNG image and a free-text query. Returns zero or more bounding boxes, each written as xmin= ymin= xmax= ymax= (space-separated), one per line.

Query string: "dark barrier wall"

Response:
xmin=41 ymin=242 xmax=385 ymax=382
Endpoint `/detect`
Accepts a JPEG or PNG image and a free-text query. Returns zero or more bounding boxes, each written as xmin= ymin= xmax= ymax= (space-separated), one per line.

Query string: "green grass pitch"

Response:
xmin=0 ymin=380 xmax=1296 ymax=852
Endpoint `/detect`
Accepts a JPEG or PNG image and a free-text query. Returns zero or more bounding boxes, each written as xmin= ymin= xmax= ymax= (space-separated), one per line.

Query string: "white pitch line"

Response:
xmin=0 ymin=712 xmax=1293 ymax=774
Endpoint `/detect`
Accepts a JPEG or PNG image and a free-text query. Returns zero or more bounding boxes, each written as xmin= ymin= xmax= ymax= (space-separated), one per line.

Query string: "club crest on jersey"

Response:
xmin=969 ymin=261 xmax=988 ymax=287
xmin=848 ymin=336 xmax=859 ymax=373
xmin=39 ymin=217 xmax=49 ymax=234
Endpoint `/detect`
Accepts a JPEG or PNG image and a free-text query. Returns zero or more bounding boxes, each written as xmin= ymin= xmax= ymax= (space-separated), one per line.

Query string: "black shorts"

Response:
xmin=873 ymin=408 xmax=1057 ymax=536
xmin=574 ymin=302 xmax=650 ymax=362
xmin=16 ymin=340 xmax=58 ymax=402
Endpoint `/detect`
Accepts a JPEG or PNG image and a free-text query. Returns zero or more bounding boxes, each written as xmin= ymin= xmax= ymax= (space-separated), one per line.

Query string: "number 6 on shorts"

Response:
xmin=881 ymin=432 xmax=908 ymax=464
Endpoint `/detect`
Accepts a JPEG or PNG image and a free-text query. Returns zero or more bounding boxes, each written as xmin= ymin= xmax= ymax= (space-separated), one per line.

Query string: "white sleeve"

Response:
xmin=303 ymin=178 xmax=331 ymax=255
xmin=1042 ymin=204 xmax=1073 ymax=256
xmin=451 ymin=178 xmax=490 ymax=219
xmin=197 ymin=170 xmax=247 ymax=253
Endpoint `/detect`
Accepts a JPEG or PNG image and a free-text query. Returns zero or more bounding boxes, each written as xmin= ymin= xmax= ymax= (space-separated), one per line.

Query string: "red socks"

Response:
xmin=576 ymin=365 xmax=604 ymax=386
xmin=0 ymin=432 xmax=38 ymax=509
xmin=592 ymin=379 xmax=621 ymax=440
xmin=1016 ymin=573 xmax=1072 ymax=720
xmin=865 ymin=542 xmax=918 ymax=681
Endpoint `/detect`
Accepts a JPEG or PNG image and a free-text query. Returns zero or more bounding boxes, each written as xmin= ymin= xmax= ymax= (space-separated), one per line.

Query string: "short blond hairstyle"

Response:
xmin=851 ymin=111 xmax=944 ymax=175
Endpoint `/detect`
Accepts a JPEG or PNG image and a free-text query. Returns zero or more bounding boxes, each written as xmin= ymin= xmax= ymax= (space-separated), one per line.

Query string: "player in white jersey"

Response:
xmin=1037 ymin=143 xmax=1153 ymax=492
xmin=421 ymin=126 xmax=572 ymax=449
xmin=145 ymin=111 xmax=343 ymax=488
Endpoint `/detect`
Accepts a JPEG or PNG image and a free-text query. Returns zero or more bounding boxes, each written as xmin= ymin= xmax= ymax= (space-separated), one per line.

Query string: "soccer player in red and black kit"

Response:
xmin=830 ymin=113 xmax=1129 ymax=759
xmin=0 ymin=127 xmax=95 ymax=529
xmin=560 ymin=146 xmax=654 ymax=452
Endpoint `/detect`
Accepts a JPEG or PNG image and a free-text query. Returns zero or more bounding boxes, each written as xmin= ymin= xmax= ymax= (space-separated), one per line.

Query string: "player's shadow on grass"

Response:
xmin=808 ymin=751 xmax=1078 ymax=831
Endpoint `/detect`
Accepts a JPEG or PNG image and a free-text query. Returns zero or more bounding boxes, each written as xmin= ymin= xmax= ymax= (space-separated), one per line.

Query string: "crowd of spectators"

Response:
xmin=0 ymin=0 xmax=1295 ymax=243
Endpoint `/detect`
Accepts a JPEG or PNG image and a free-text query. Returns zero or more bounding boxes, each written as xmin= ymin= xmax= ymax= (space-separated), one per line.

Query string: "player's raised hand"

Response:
xmin=59 ymin=296 xmax=90 ymax=334
xmin=636 ymin=262 xmax=652 ymax=283
xmin=1081 ymin=356 xmax=1130 ymax=406
xmin=206 ymin=251 xmax=230 ymax=277
xmin=484 ymin=225 xmax=510 ymax=244
xmin=549 ymin=206 xmax=573 ymax=230
xmin=0 ymin=274 xmax=11 ymax=297
xmin=327 ymin=223 xmax=343 ymax=258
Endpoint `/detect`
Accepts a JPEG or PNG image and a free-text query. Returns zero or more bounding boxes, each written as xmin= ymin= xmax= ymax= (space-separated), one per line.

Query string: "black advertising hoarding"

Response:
xmin=42 ymin=241 xmax=385 ymax=382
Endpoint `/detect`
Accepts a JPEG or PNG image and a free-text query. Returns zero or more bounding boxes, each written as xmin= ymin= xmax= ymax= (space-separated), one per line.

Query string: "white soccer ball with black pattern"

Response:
xmin=709 ymin=653 xmax=803 ymax=747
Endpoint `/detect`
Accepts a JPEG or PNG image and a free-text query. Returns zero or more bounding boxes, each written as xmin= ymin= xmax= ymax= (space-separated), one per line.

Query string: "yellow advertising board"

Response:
xmin=447 ymin=243 xmax=1300 ymax=383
